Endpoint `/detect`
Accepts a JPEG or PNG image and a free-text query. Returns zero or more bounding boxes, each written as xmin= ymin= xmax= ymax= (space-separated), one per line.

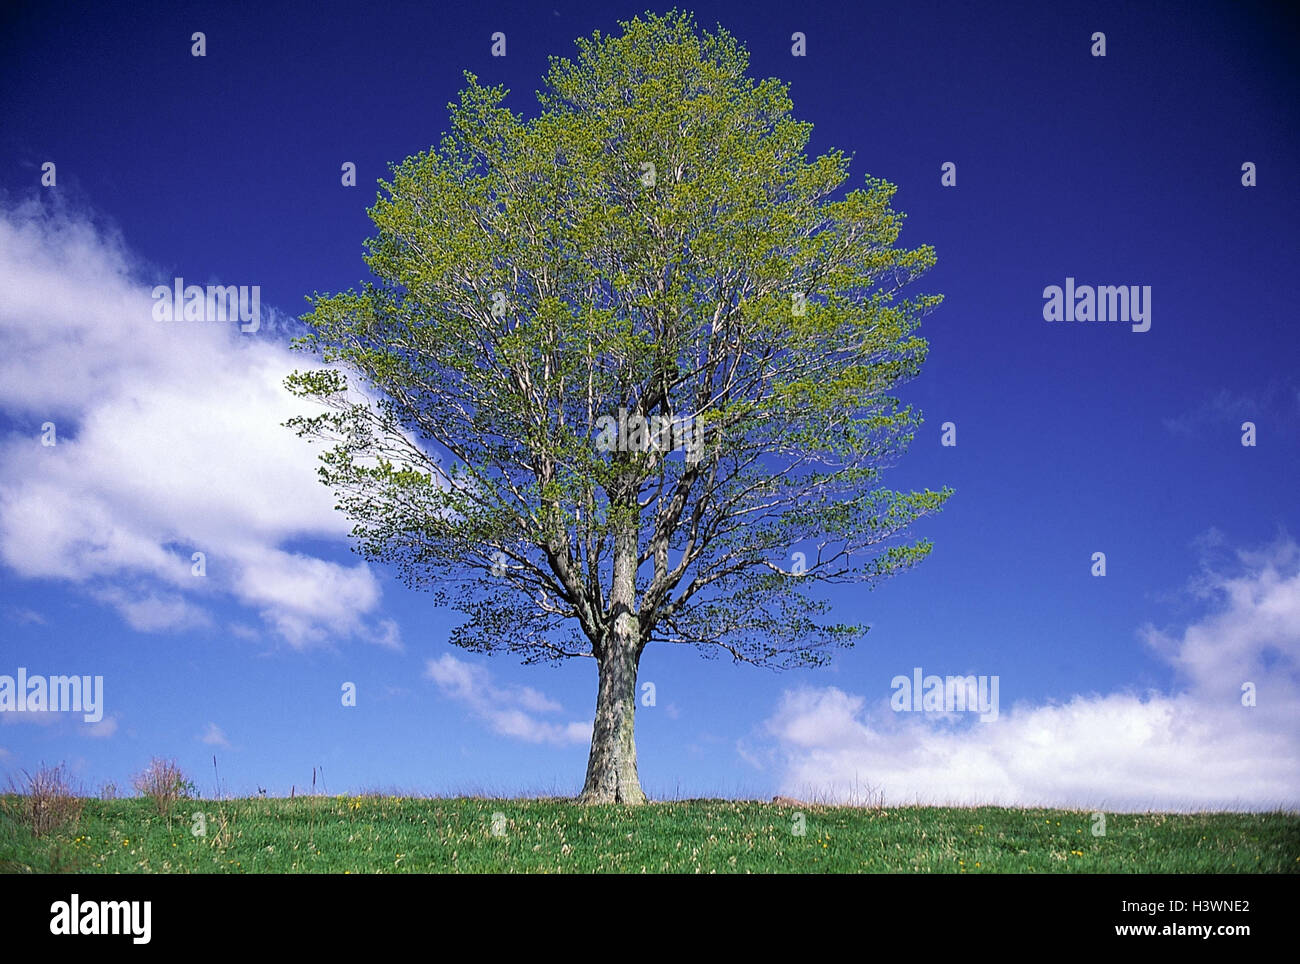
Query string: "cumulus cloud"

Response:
xmin=0 ymin=197 xmax=397 ymax=648
xmin=426 ymin=653 xmax=590 ymax=746
xmin=759 ymin=535 xmax=1300 ymax=811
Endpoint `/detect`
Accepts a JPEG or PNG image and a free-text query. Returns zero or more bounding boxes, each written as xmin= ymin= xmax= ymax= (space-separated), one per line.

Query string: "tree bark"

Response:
xmin=580 ymin=474 xmax=648 ymax=805
xmin=579 ymin=635 xmax=647 ymax=804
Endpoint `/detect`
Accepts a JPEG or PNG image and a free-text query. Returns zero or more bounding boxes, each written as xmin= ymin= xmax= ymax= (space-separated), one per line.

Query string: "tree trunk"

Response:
xmin=580 ymin=478 xmax=647 ymax=805
xmin=579 ymin=639 xmax=647 ymax=804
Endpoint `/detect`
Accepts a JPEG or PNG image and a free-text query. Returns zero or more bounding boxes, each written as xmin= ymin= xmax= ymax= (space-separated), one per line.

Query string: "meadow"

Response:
xmin=3 ymin=794 xmax=1297 ymax=874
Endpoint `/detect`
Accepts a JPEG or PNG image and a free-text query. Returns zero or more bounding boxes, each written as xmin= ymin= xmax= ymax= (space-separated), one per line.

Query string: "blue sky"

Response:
xmin=1 ymin=0 xmax=1297 ymax=809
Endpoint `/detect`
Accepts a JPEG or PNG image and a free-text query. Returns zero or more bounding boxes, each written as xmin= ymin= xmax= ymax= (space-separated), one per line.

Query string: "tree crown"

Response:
xmin=286 ymin=10 xmax=951 ymax=669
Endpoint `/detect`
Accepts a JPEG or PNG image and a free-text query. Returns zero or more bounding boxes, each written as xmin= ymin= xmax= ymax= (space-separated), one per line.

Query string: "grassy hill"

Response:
xmin=4 ymin=795 xmax=1297 ymax=873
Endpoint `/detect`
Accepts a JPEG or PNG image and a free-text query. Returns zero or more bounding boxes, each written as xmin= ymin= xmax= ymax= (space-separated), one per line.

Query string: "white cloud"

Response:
xmin=0 ymin=198 xmax=393 ymax=647
xmin=369 ymin=618 xmax=404 ymax=652
xmin=426 ymin=653 xmax=590 ymax=745
xmin=760 ymin=535 xmax=1300 ymax=811
xmin=228 ymin=546 xmax=380 ymax=648
xmin=1163 ymin=382 xmax=1300 ymax=437
xmin=84 ymin=715 xmax=118 ymax=739
xmin=0 ymin=708 xmax=60 ymax=727
xmin=200 ymin=723 xmax=230 ymax=747
xmin=7 ymin=607 xmax=46 ymax=626
xmin=90 ymin=587 xmax=211 ymax=633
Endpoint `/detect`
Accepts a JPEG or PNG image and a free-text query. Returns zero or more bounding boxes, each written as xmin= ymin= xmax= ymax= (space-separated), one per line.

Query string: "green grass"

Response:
xmin=2 ymin=795 xmax=1297 ymax=873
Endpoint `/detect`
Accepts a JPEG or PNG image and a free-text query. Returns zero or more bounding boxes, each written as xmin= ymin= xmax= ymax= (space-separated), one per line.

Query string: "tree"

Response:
xmin=285 ymin=11 xmax=951 ymax=804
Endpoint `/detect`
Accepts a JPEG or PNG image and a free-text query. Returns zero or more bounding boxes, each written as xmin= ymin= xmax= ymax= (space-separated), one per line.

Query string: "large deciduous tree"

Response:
xmin=286 ymin=12 xmax=951 ymax=804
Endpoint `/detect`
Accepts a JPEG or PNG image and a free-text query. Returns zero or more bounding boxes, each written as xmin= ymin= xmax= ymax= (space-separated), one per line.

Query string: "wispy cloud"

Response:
xmin=200 ymin=722 xmax=230 ymax=748
xmin=426 ymin=653 xmax=590 ymax=746
xmin=90 ymin=587 xmax=211 ymax=633
xmin=84 ymin=715 xmax=118 ymax=739
xmin=6 ymin=607 xmax=45 ymax=626
xmin=1163 ymin=382 xmax=1300 ymax=437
